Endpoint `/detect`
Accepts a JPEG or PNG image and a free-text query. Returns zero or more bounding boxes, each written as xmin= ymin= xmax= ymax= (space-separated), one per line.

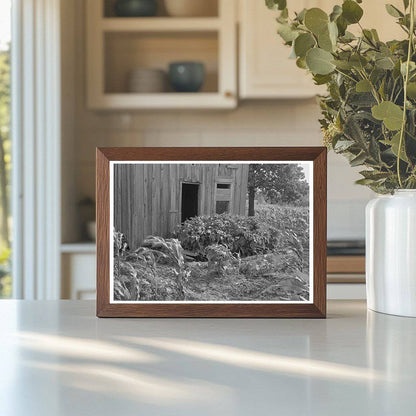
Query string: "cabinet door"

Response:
xmin=238 ymin=0 xmax=403 ymax=99
xmin=62 ymin=253 xmax=96 ymax=300
xmin=239 ymin=0 xmax=321 ymax=99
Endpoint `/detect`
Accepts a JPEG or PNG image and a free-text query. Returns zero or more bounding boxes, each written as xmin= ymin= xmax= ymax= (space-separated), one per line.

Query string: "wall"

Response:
xmin=61 ymin=0 xmax=374 ymax=243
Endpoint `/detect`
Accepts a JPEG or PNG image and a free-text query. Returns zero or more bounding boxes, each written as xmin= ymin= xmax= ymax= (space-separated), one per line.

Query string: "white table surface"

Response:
xmin=0 ymin=300 xmax=415 ymax=416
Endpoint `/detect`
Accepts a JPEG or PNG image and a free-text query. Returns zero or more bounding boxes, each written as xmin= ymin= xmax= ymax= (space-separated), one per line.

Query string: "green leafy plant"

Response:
xmin=267 ymin=0 xmax=416 ymax=193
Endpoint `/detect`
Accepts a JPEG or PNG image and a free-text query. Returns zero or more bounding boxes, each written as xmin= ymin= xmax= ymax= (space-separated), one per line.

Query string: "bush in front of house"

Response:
xmin=175 ymin=213 xmax=284 ymax=258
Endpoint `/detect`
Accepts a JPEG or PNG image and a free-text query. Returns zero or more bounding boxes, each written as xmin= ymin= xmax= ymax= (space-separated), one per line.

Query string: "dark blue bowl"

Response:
xmin=114 ymin=0 xmax=158 ymax=17
xmin=169 ymin=62 xmax=205 ymax=93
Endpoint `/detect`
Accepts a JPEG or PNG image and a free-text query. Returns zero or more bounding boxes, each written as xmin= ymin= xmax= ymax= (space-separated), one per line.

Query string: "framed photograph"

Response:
xmin=96 ymin=147 xmax=327 ymax=318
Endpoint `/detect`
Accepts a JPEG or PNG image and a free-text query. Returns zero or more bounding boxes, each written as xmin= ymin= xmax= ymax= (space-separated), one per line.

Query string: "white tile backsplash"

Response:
xmin=328 ymin=199 xmax=368 ymax=240
xmin=328 ymin=153 xmax=375 ymax=201
xmin=145 ymin=130 xmax=202 ymax=147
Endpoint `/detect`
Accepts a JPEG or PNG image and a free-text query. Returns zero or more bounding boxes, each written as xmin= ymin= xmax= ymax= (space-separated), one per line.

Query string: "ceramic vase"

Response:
xmin=366 ymin=190 xmax=416 ymax=317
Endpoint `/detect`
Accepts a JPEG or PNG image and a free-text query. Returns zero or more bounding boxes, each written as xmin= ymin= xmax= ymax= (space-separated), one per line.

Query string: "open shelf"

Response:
xmin=91 ymin=92 xmax=235 ymax=109
xmin=101 ymin=17 xmax=221 ymax=32
xmin=103 ymin=0 xmax=219 ymax=18
xmin=104 ymin=31 xmax=219 ymax=94
xmin=86 ymin=0 xmax=236 ymax=109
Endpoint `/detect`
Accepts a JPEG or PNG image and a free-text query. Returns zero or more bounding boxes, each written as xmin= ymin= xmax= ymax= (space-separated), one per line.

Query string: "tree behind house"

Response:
xmin=247 ymin=164 xmax=308 ymax=215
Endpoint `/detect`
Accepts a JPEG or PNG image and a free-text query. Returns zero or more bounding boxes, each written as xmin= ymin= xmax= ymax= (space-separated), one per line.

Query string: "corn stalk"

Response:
xmin=144 ymin=236 xmax=188 ymax=300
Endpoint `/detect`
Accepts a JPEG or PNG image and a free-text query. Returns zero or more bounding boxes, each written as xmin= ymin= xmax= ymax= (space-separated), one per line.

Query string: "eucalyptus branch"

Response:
xmin=390 ymin=79 xmax=398 ymax=101
xmin=399 ymin=24 xmax=410 ymax=35
xmin=393 ymin=85 xmax=404 ymax=103
xmin=358 ymin=22 xmax=378 ymax=49
xmin=267 ymin=0 xmax=416 ymax=192
xmin=358 ymin=69 xmax=381 ymax=104
xmin=334 ymin=68 xmax=358 ymax=83
xmin=397 ymin=0 xmax=415 ymax=187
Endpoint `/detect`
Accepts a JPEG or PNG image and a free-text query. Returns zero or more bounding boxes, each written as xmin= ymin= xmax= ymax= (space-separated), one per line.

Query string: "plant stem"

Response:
xmin=393 ymin=86 xmax=404 ymax=104
xmin=358 ymin=22 xmax=378 ymax=49
xmin=358 ymin=69 xmax=380 ymax=104
xmin=390 ymin=79 xmax=398 ymax=101
xmin=397 ymin=0 xmax=415 ymax=188
xmin=334 ymin=68 xmax=357 ymax=83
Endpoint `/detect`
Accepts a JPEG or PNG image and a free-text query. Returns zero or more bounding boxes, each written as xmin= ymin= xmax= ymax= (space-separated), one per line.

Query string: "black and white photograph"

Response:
xmin=110 ymin=161 xmax=312 ymax=303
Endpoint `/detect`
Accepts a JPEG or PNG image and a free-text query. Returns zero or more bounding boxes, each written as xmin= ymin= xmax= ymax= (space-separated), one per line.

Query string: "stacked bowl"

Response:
xmin=127 ymin=68 xmax=167 ymax=93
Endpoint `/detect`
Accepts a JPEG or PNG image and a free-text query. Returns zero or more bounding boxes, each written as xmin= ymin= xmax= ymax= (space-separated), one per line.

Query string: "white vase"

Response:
xmin=366 ymin=190 xmax=416 ymax=317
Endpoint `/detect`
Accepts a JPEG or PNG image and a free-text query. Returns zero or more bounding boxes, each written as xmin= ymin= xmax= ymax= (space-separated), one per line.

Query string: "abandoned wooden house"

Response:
xmin=114 ymin=163 xmax=249 ymax=249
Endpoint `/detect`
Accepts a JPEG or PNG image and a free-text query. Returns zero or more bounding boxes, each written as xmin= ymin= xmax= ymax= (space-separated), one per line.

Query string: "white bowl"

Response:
xmin=127 ymin=68 xmax=167 ymax=93
xmin=164 ymin=0 xmax=217 ymax=17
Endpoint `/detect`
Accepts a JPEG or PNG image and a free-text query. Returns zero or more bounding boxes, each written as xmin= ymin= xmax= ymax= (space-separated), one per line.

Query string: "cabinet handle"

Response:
xmin=225 ymin=91 xmax=234 ymax=98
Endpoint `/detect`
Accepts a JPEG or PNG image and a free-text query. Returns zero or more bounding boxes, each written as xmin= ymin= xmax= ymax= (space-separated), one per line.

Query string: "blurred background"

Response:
xmin=1 ymin=0 xmax=403 ymax=300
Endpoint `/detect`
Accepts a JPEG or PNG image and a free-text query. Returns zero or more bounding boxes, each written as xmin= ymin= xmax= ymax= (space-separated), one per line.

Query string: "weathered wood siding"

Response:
xmin=114 ymin=163 xmax=249 ymax=249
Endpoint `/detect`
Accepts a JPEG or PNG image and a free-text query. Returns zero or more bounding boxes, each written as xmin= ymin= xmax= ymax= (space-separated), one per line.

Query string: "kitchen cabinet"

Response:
xmin=87 ymin=0 xmax=405 ymax=107
xmin=238 ymin=0 xmax=404 ymax=99
xmin=86 ymin=0 xmax=237 ymax=109
xmin=61 ymin=244 xmax=96 ymax=300
xmin=239 ymin=0 xmax=324 ymax=99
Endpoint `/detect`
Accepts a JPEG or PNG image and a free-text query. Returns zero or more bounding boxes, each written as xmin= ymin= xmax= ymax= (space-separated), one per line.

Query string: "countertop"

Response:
xmin=0 ymin=300 xmax=415 ymax=415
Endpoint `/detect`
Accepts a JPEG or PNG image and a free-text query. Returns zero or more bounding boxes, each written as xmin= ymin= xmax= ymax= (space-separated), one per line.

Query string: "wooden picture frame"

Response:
xmin=96 ymin=147 xmax=327 ymax=318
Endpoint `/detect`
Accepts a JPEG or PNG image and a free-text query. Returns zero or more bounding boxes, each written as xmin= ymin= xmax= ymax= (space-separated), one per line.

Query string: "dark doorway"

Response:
xmin=181 ymin=183 xmax=199 ymax=222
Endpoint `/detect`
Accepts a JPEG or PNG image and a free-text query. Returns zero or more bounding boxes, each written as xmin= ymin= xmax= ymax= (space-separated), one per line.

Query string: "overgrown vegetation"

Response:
xmin=175 ymin=206 xmax=308 ymax=264
xmin=113 ymin=204 xmax=309 ymax=302
xmin=114 ymin=231 xmax=191 ymax=301
xmin=206 ymin=244 xmax=239 ymax=277
xmin=266 ymin=0 xmax=416 ymax=193
xmin=175 ymin=213 xmax=283 ymax=259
